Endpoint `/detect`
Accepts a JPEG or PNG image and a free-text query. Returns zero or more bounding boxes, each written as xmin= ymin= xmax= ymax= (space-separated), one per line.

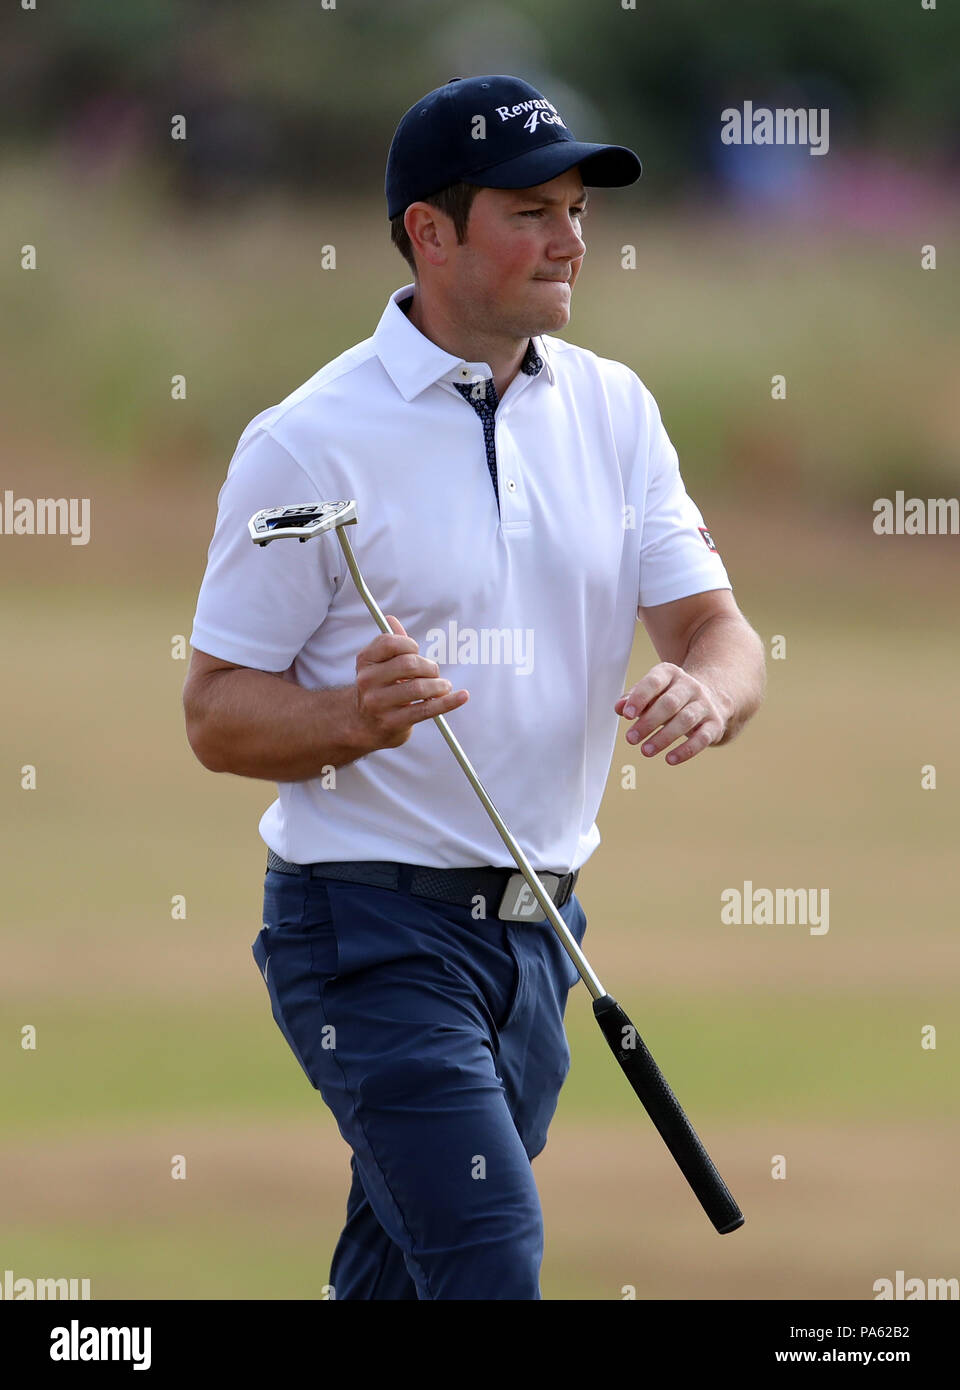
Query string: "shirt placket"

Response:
xmin=450 ymin=340 xmax=544 ymax=520
xmin=452 ymin=377 xmax=501 ymax=511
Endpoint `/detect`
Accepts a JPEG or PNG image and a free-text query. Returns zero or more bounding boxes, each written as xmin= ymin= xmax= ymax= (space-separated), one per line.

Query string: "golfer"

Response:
xmin=183 ymin=74 xmax=766 ymax=1300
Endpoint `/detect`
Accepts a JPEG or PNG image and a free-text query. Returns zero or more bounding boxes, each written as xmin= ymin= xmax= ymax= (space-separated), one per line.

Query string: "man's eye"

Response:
xmin=518 ymin=207 xmax=587 ymax=218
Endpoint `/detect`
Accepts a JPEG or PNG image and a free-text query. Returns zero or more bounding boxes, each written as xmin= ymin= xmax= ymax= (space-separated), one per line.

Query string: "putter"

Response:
xmin=249 ymin=499 xmax=744 ymax=1235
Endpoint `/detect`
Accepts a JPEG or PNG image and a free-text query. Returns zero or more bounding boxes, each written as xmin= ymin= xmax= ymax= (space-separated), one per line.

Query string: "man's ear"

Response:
xmin=405 ymin=202 xmax=448 ymax=269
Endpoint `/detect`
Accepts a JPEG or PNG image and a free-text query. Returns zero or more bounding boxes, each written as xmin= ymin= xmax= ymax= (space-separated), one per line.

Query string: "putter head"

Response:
xmin=248 ymin=500 xmax=358 ymax=545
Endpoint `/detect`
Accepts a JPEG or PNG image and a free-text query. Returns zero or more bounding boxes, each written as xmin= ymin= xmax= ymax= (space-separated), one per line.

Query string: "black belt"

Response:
xmin=265 ymin=848 xmax=578 ymax=917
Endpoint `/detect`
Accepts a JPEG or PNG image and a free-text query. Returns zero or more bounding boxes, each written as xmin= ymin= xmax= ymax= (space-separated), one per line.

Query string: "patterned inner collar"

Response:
xmin=520 ymin=339 xmax=544 ymax=376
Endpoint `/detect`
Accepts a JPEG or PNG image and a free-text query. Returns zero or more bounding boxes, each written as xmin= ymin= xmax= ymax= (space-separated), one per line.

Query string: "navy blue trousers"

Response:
xmin=252 ymin=864 xmax=587 ymax=1300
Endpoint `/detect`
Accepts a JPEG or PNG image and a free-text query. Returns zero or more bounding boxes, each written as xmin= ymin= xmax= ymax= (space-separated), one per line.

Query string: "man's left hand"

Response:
xmin=615 ymin=662 xmax=731 ymax=766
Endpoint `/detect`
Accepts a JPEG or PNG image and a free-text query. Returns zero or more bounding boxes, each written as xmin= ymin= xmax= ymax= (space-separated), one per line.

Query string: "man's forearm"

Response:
xmin=184 ymin=669 xmax=369 ymax=780
xmin=681 ymin=614 xmax=766 ymax=745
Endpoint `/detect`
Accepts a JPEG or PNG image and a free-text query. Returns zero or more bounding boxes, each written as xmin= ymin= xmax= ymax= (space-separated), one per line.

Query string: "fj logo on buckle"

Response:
xmin=498 ymin=873 xmax=560 ymax=922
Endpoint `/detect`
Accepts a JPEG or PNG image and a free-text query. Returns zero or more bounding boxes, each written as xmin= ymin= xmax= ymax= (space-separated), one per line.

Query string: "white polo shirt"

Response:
xmin=190 ymin=283 xmax=732 ymax=871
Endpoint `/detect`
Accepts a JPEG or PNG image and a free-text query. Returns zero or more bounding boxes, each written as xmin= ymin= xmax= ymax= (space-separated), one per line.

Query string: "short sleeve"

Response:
xmin=636 ymin=391 xmax=732 ymax=611
xmin=189 ymin=427 xmax=341 ymax=671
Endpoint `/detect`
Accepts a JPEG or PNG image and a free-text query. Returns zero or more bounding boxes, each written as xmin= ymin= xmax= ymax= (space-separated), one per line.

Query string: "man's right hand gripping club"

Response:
xmin=352 ymin=615 xmax=469 ymax=752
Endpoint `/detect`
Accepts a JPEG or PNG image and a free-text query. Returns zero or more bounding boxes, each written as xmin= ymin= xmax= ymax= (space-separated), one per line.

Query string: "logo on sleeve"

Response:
xmin=698 ymin=526 xmax=718 ymax=553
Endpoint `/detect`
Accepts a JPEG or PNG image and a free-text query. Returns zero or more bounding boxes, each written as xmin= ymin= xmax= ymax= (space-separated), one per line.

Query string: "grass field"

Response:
xmin=2 ymin=505 xmax=956 ymax=1298
xmin=1 ymin=157 xmax=957 ymax=1299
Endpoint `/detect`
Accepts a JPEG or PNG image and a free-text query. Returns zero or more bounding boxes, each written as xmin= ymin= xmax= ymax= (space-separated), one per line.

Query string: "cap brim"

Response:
xmin=467 ymin=139 xmax=641 ymax=192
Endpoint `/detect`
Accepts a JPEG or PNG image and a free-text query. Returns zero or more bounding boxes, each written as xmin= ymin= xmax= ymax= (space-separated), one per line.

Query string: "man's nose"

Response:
xmin=552 ymin=218 xmax=586 ymax=260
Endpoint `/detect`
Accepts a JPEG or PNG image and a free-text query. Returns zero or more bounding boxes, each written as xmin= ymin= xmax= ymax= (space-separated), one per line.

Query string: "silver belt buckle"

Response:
xmin=498 ymin=872 xmax=560 ymax=922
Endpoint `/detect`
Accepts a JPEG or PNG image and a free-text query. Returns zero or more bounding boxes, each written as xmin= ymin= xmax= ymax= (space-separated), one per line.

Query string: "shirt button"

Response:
xmin=459 ymin=367 xmax=471 ymax=379
xmin=506 ymin=478 xmax=517 ymax=492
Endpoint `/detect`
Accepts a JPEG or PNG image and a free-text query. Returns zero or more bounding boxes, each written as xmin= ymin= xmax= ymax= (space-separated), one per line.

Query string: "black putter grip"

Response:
xmin=593 ymin=994 xmax=744 ymax=1234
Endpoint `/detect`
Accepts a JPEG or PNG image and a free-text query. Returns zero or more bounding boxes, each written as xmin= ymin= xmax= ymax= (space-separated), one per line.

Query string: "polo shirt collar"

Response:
xmin=373 ymin=283 xmax=556 ymax=401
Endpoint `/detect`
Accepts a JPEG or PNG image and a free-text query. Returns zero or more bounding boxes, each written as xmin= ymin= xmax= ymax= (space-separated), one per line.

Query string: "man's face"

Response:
xmin=418 ymin=167 xmax=588 ymax=339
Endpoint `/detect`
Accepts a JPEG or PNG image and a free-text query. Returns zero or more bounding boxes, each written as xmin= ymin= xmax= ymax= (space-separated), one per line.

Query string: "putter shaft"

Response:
xmin=336 ymin=526 xmax=605 ymax=1000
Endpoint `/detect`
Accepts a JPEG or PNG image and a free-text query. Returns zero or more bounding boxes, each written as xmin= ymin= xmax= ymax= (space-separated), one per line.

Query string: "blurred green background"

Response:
xmin=1 ymin=1 xmax=958 ymax=1300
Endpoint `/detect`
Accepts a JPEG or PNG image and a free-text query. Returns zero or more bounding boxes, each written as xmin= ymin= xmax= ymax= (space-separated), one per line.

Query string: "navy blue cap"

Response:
xmin=385 ymin=74 xmax=641 ymax=219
